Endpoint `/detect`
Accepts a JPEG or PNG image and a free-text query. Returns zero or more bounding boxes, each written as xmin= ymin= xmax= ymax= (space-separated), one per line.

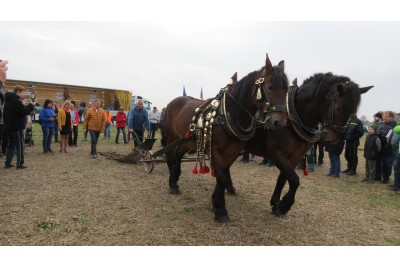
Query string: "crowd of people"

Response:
xmin=0 ymin=59 xmax=163 ymax=166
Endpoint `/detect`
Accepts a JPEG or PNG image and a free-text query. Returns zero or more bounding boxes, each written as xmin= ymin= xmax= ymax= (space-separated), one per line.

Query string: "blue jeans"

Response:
xmin=329 ymin=152 xmax=341 ymax=175
xmin=41 ymin=126 xmax=54 ymax=152
xmin=104 ymin=124 xmax=111 ymax=138
xmin=89 ymin=130 xmax=100 ymax=155
xmin=116 ymin=127 xmax=127 ymax=143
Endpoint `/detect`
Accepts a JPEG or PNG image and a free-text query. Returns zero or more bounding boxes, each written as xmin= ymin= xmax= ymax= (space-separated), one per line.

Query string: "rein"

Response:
xmin=287 ymin=87 xmax=321 ymax=142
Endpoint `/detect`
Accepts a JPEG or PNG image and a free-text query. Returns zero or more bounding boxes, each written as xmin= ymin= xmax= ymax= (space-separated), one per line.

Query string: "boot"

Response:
xmin=341 ymin=168 xmax=351 ymax=174
xmin=346 ymin=166 xmax=357 ymax=176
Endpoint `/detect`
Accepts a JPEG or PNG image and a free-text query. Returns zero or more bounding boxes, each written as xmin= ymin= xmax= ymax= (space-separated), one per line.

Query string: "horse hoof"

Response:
xmin=169 ymin=188 xmax=181 ymax=195
xmin=227 ymin=188 xmax=237 ymax=196
xmin=214 ymin=215 xmax=229 ymax=224
xmin=272 ymin=206 xmax=282 ymax=217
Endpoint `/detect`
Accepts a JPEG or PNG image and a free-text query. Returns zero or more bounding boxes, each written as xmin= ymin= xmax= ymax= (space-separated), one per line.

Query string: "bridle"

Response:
xmin=322 ymin=92 xmax=348 ymax=133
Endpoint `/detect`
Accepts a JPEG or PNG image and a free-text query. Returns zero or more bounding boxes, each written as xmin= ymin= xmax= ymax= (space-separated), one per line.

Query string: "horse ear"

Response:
xmin=265 ymin=53 xmax=273 ymax=75
xmin=292 ymin=78 xmax=297 ymax=87
xmin=359 ymin=85 xmax=373 ymax=94
xmin=278 ymin=60 xmax=285 ymax=72
xmin=231 ymin=72 xmax=238 ymax=83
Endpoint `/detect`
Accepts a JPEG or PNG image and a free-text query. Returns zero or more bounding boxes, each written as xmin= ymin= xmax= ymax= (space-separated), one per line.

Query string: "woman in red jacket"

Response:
xmin=115 ymin=107 xmax=128 ymax=144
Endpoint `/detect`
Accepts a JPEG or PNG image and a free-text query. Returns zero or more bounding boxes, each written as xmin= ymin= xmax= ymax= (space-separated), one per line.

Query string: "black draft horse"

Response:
xmin=244 ymin=73 xmax=372 ymax=216
xmin=162 ymin=54 xmax=289 ymax=222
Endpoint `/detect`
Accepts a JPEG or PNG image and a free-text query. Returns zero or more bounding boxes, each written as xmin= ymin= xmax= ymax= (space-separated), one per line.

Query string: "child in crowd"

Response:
xmin=362 ymin=125 xmax=381 ymax=183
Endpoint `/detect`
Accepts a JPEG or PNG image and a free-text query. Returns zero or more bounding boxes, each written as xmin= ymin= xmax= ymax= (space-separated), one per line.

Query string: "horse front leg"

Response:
xmin=270 ymin=171 xmax=287 ymax=216
xmin=212 ymin=167 xmax=230 ymax=223
xmin=167 ymin=151 xmax=183 ymax=195
xmin=271 ymin=169 xmax=299 ymax=216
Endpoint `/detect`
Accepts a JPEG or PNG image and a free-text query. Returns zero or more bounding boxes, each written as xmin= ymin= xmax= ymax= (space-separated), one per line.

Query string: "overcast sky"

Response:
xmin=1 ymin=21 xmax=399 ymax=120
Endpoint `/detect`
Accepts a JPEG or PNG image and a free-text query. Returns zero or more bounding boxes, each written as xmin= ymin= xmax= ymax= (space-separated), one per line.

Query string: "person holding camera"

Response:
xmin=3 ymin=85 xmax=35 ymax=169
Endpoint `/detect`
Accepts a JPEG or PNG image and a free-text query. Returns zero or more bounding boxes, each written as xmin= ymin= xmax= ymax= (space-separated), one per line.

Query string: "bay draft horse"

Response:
xmin=244 ymin=73 xmax=373 ymax=216
xmin=162 ymin=54 xmax=289 ymax=223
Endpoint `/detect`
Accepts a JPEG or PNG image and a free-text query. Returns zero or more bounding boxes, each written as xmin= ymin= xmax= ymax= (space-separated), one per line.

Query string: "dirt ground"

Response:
xmin=0 ymin=127 xmax=399 ymax=246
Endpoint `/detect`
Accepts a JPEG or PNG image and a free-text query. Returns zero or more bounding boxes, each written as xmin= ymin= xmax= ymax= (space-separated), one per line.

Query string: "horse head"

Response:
xmin=253 ymin=55 xmax=288 ymax=129
xmin=318 ymin=77 xmax=373 ymax=145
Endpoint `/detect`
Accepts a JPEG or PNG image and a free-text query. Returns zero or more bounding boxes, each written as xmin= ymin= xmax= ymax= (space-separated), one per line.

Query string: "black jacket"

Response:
xmin=364 ymin=134 xmax=381 ymax=160
xmin=3 ymin=92 xmax=34 ymax=131
xmin=345 ymin=116 xmax=364 ymax=142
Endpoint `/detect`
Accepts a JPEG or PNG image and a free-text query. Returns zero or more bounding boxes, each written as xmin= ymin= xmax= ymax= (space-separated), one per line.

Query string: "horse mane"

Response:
xmin=301 ymin=72 xmax=361 ymax=107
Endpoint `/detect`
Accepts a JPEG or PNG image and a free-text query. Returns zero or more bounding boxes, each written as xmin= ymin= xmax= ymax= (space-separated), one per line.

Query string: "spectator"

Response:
xmin=68 ymin=103 xmax=79 ymax=147
xmin=148 ymin=106 xmax=160 ymax=139
xmin=342 ymin=113 xmax=364 ymax=176
xmin=83 ymin=101 xmax=93 ymax=141
xmin=78 ymin=100 xmax=86 ymax=124
xmin=326 ymin=136 xmax=345 ymax=178
xmin=0 ymin=59 xmax=8 ymax=83
xmin=52 ymin=102 xmax=59 ymax=143
xmin=58 ymin=100 xmax=73 ymax=153
xmin=39 ymin=99 xmax=56 ymax=154
xmin=376 ymin=111 xmax=397 ymax=184
xmin=104 ymin=108 xmax=113 ymax=139
xmin=393 ymin=124 xmax=400 ymax=192
xmin=314 ymin=140 xmax=324 ymax=166
xmin=0 ymin=60 xmax=8 ymax=158
xmin=128 ymin=99 xmax=150 ymax=146
xmin=115 ymin=107 xmax=128 ymax=144
xmin=372 ymin=112 xmax=382 ymax=127
xmin=361 ymin=125 xmax=381 ymax=183
xmin=3 ymin=85 xmax=34 ymax=169
xmin=83 ymin=99 xmax=106 ymax=159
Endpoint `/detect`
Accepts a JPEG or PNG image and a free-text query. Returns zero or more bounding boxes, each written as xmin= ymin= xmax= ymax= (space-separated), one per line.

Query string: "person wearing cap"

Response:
xmin=342 ymin=113 xmax=364 ymax=176
xmin=148 ymin=106 xmax=160 ymax=139
xmin=372 ymin=112 xmax=382 ymax=127
xmin=361 ymin=124 xmax=381 ymax=183
xmin=376 ymin=111 xmax=397 ymax=184
xmin=104 ymin=108 xmax=113 ymax=139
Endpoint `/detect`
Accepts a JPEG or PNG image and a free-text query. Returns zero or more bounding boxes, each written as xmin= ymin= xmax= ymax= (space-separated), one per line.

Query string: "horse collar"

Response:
xmin=287 ymin=86 xmax=321 ymax=143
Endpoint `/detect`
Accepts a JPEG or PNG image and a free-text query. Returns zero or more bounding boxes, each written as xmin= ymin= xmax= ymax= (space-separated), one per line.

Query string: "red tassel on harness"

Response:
xmin=192 ymin=167 xmax=198 ymax=174
xmin=185 ymin=132 xmax=190 ymax=139
xmin=199 ymin=167 xmax=205 ymax=174
xmin=211 ymin=168 xmax=216 ymax=177
xmin=204 ymin=166 xmax=210 ymax=173
xmin=304 ymin=169 xmax=309 ymax=176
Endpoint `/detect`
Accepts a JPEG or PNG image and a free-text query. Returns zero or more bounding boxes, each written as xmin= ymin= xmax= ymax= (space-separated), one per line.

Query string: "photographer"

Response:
xmin=4 ymin=85 xmax=34 ymax=169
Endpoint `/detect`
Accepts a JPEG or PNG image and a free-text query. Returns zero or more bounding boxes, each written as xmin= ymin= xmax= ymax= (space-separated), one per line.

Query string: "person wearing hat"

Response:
xmin=361 ymin=124 xmax=381 ymax=183
xmin=104 ymin=107 xmax=113 ymax=139
xmin=372 ymin=112 xmax=383 ymax=127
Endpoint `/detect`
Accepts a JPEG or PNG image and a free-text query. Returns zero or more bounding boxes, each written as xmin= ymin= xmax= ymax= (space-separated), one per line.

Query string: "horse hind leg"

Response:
xmin=225 ymin=169 xmax=237 ymax=196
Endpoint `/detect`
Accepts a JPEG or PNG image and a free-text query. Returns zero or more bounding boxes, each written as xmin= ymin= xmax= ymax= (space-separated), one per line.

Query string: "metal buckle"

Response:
xmin=189 ymin=123 xmax=196 ymax=132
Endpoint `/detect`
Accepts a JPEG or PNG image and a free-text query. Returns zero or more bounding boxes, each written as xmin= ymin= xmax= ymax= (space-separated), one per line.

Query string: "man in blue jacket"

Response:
xmin=128 ymin=99 xmax=150 ymax=146
xmin=342 ymin=113 xmax=364 ymax=176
